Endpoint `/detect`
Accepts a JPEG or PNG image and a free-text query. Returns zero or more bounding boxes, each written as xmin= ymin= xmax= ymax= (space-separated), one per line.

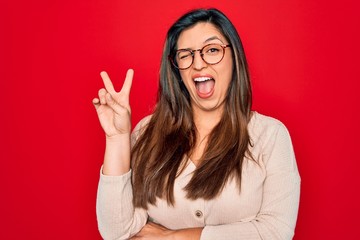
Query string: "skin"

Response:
xmin=177 ymin=22 xmax=233 ymax=124
xmin=131 ymin=22 xmax=234 ymax=239
xmin=93 ymin=71 xmax=202 ymax=239
xmin=177 ymin=22 xmax=233 ymax=164
xmin=93 ymin=70 xmax=133 ymax=176
xmin=93 ymin=22 xmax=234 ymax=240
xmin=130 ymin=222 xmax=202 ymax=240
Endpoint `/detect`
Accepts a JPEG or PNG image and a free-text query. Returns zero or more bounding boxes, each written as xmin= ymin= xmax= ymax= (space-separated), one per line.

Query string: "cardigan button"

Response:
xmin=195 ymin=210 xmax=203 ymax=218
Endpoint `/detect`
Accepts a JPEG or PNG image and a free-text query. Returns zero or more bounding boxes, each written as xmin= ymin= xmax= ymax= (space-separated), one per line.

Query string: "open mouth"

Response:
xmin=194 ymin=76 xmax=215 ymax=98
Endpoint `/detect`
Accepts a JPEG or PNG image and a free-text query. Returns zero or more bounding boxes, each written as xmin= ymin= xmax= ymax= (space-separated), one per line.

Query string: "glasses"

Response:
xmin=169 ymin=43 xmax=231 ymax=70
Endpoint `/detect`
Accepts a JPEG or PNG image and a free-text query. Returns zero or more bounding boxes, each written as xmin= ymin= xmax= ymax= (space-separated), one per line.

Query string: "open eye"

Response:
xmin=208 ymin=48 xmax=220 ymax=53
xmin=204 ymin=45 xmax=222 ymax=55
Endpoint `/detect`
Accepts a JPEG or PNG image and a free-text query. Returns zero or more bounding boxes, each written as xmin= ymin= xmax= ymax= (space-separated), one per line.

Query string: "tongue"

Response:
xmin=196 ymin=80 xmax=215 ymax=95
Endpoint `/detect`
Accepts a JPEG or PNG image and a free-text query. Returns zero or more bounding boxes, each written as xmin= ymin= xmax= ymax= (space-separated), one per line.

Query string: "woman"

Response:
xmin=93 ymin=8 xmax=300 ymax=240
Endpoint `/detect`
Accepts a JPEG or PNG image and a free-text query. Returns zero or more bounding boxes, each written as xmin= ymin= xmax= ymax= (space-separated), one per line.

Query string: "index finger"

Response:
xmin=120 ymin=69 xmax=134 ymax=95
xmin=100 ymin=71 xmax=116 ymax=94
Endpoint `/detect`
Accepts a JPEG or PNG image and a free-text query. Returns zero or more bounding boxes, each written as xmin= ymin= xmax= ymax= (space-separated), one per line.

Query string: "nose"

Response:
xmin=192 ymin=50 xmax=207 ymax=70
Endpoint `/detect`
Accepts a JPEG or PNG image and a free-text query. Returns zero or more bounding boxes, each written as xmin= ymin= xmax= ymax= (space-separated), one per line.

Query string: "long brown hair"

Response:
xmin=131 ymin=8 xmax=253 ymax=209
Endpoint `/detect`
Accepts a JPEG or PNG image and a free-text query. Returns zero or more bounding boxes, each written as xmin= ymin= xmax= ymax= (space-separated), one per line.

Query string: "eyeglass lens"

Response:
xmin=175 ymin=44 xmax=226 ymax=69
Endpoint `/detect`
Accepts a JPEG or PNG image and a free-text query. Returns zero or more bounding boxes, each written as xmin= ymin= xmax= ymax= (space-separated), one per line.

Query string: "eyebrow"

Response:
xmin=204 ymin=36 xmax=224 ymax=44
xmin=177 ymin=36 xmax=225 ymax=51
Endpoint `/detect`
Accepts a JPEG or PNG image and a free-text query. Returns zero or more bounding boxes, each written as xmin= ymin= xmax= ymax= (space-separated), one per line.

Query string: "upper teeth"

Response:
xmin=194 ymin=77 xmax=212 ymax=82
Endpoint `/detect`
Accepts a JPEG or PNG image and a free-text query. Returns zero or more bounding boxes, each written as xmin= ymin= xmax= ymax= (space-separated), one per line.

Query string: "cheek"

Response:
xmin=179 ymin=71 xmax=192 ymax=87
xmin=179 ymin=71 xmax=186 ymax=81
xmin=223 ymin=58 xmax=233 ymax=86
xmin=218 ymin=64 xmax=233 ymax=87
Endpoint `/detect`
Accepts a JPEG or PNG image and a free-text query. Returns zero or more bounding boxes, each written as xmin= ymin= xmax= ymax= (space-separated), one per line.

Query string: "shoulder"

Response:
xmin=248 ymin=112 xmax=299 ymax=178
xmin=131 ymin=115 xmax=153 ymax=145
xmin=133 ymin=115 xmax=152 ymax=132
xmin=248 ymin=111 xmax=291 ymax=148
xmin=249 ymin=111 xmax=287 ymax=133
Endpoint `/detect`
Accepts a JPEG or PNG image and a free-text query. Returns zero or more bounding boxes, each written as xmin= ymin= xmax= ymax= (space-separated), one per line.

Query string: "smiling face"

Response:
xmin=177 ymin=22 xmax=233 ymax=115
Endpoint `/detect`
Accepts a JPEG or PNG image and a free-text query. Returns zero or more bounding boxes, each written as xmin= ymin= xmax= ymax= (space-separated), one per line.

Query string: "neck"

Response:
xmin=190 ymin=105 xmax=224 ymax=166
xmin=192 ymin=105 xmax=223 ymax=136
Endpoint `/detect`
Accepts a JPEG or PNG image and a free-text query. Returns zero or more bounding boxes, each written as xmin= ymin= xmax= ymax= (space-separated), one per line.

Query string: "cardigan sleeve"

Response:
xmin=96 ymin=117 xmax=151 ymax=240
xmin=200 ymin=123 xmax=301 ymax=240
xmin=96 ymin=169 xmax=148 ymax=240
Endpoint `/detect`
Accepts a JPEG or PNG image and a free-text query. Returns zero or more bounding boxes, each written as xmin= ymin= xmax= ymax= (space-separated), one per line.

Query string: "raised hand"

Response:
xmin=93 ymin=69 xmax=134 ymax=139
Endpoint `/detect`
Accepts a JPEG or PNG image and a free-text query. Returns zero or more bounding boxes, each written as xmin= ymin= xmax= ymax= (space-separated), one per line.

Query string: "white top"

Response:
xmin=96 ymin=112 xmax=301 ymax=239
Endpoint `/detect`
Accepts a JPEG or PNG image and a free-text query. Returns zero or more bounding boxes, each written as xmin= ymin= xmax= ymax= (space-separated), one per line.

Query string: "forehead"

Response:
xmin=177 ymin=22 xmax=226 ymax=48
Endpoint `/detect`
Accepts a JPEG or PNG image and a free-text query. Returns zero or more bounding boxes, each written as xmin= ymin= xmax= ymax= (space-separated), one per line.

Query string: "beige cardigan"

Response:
xmin=96 ymin=112 xmax=301 ymax=239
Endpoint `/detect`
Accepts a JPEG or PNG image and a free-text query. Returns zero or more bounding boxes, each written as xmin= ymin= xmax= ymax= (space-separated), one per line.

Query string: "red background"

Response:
xmin=1 ymin=0 xmax=359 ymax=239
